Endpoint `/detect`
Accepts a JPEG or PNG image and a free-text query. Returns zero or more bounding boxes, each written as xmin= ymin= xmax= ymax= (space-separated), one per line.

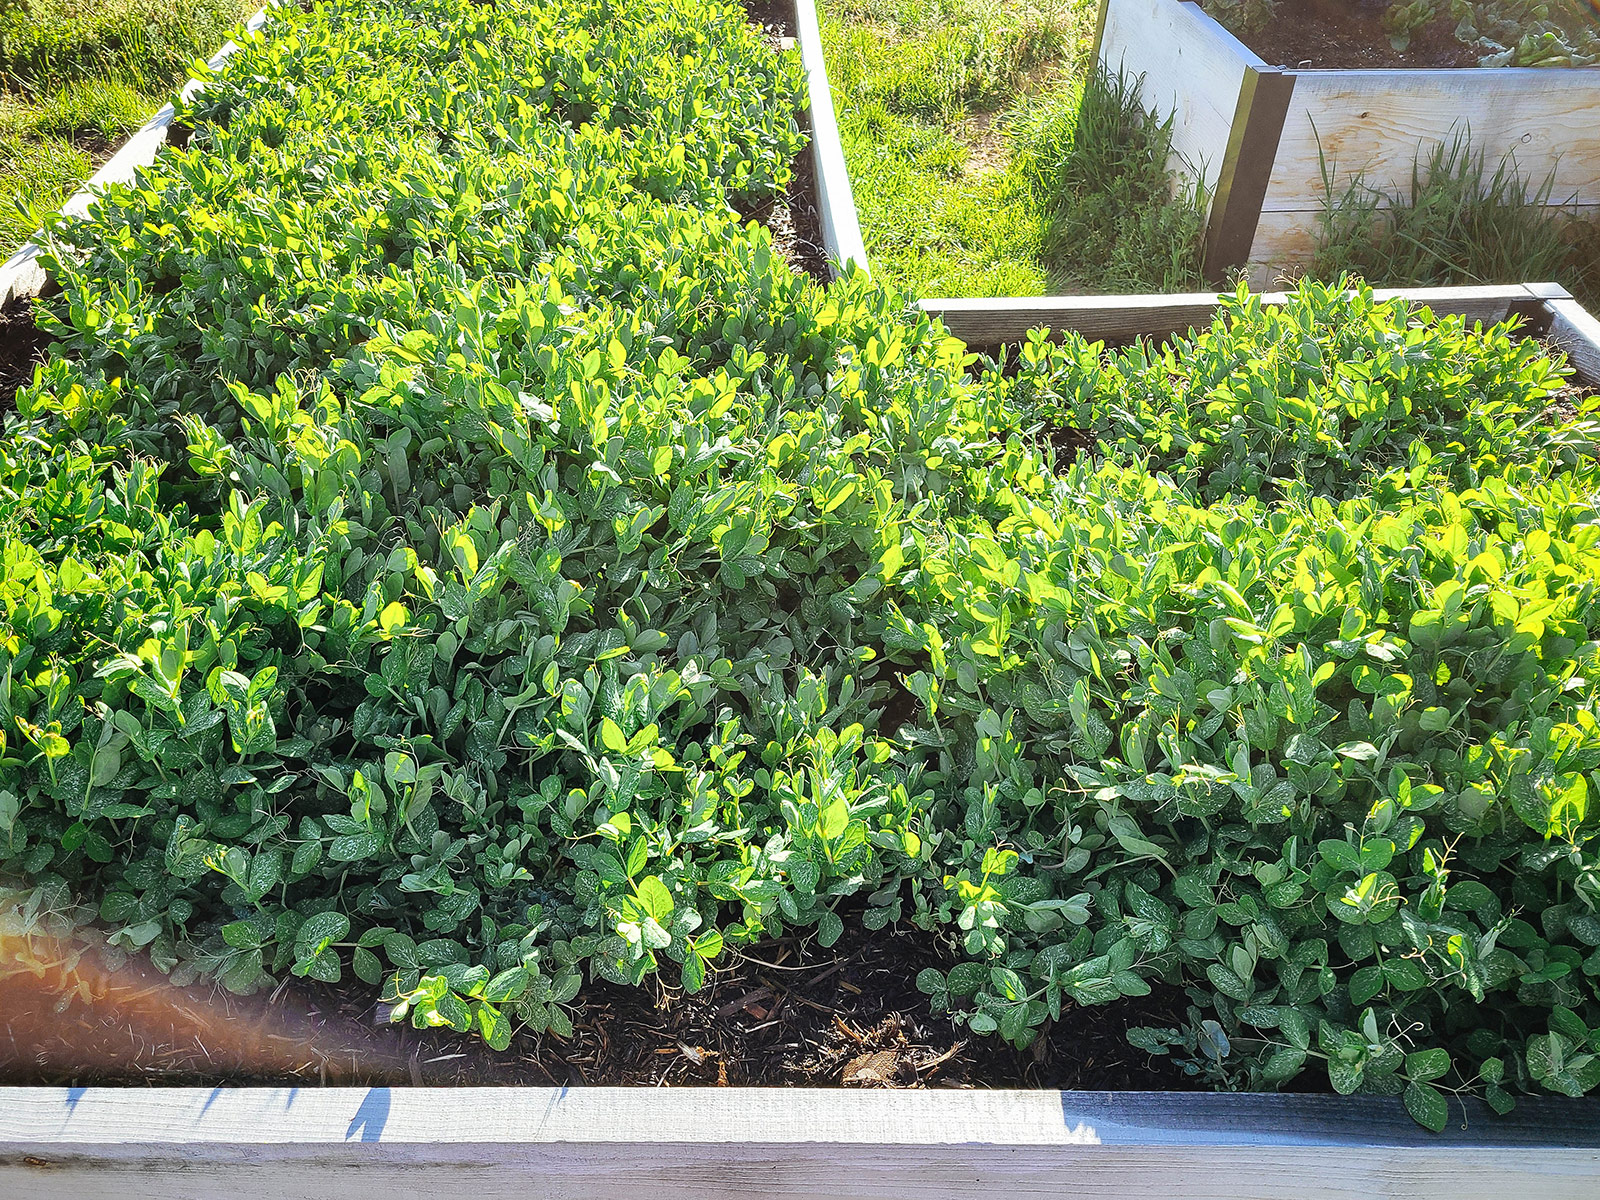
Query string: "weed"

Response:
xmin=1027 ymin=67 xmax=1209 ymax=293
xmin=1310 ymin=133 xmax=1572 ymax=288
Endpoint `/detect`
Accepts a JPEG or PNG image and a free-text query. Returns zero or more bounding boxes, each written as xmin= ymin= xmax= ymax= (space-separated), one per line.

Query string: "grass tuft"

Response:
xmin=1310 ymin=134 xmax=1571 ymax=288
xmin=1021 ymin=67 xmax=1208 ymax=293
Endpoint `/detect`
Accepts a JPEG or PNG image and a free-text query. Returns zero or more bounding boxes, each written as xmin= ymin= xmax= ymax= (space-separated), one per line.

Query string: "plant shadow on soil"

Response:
xmin=0 ymin=908 xmax=1201 ymax=1090
xmin=740 ymin=0 xmax=833 ymax=285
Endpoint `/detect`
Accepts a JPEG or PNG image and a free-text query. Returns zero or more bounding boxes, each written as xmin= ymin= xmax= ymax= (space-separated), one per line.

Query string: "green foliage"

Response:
xmin=1200 ymin=0 xmax=1276 ymax=36
xmin=1029 ymin=67 xmax=1208 ymax=294
xmin=1455 ymin=0 xmax=1600 ymax=67
xmin=1382 ymin=0 xmax=1439 ymax=51
xmin=8 ymin=0 xmax=1600 ymax=1132
xmin=1310 ymin=134 xmax=1572 ymax=291
xmin=1012 ymin=280 xmax=1598 ymax=505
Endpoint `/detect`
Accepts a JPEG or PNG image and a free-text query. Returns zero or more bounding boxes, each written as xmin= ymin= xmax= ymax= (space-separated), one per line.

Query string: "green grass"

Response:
xmin=822 ymin=0 xmax=1209 ymax=299
xmin=0 ymin=0 xmax=254 ymax=254
xmin=1309 ymin=133 xmax=1600 ymax=312
xmin=822 ymin=0 xmax=1086 ymax=297
xmin=1026 ymin=68 xmax=1208 ymax=293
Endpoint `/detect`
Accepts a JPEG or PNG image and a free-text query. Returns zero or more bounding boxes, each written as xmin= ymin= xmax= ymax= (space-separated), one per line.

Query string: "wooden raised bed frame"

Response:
xmin=3 ymin=1085 xmax=1600 ymax=1197
xmin=921 ymin=281 xmax=1600 ymax=388
xmin=1093 ymin=0 xmax=1600 ymax=282
xmin=4 ymin=6 xmax=1600 ymax=1194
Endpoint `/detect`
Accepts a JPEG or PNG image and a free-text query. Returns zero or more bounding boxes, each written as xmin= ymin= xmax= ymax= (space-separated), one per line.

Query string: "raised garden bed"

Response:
xmin=7 ymin=0 xmax=1600 ymax=1189
xmin=1093 ymin=0 xmax=1600 ymax=280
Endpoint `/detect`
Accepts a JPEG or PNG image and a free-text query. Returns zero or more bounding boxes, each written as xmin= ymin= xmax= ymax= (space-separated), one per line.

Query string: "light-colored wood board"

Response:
xmin=794 ymin=0 xmax=868 ymax=276
xmin=0 ymin=5 xmax=273 ymax=309
xmin=1095 ymin=0 xmax=1258 ymax=200
xmin=8 ymin=1087 xmax=1600 ymax=1147
xmin=919 ymin=284 xmax=1564 ymax=349
xmin=1245 ymin=204 xmax=1600 ymax=278
xmin=1263 ymin=68 xmax=1600 ymax=214
xmin=3 ymin=1146 xmax=1600 ymax=1200
xmin=3 ymin=1087 xmax=1600 ymax=1200
xmin=1549 ymin=297 xmax=1600 ymax=385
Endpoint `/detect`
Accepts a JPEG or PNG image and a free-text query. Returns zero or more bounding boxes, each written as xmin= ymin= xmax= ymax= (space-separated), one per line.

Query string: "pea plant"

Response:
xmin=3 ymin=0 xmax=1600 ymax=1131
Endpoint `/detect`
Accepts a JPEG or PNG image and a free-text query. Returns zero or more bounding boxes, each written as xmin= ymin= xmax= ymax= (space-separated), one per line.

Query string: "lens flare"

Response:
xmin=0 ymin=928 xmax=411 ymax=1084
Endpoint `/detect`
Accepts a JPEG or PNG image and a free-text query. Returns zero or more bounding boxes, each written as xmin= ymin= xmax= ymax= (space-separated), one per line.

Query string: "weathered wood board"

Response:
xmin=1092 ymin=0 xmax=1600 ymax=280
xmin=2 ymin=1086 xmax=1600 ymax=1200
xmin=795 ymin=0 xmax=867 ymax=274
xmin=918 ymin=283 xmax=1583 ymax=357
xmin=1256 ymin=66 xmax=1600 ymax=265
xmin=1094 ymin=0 xmax=1257 ymax=203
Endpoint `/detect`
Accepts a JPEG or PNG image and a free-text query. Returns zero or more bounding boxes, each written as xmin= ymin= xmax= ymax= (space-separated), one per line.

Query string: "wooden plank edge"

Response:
xmin=3 ymin=1086 xmax=1600 ymax=1148
xmin=0 ymin=4 xmax=274 ymax=311
xmin=1177 ymin=0 xmax=1270 ymax=70
xmin=921 ymin=283 xmax=1555 ymax=331
xmin=1204 ymin=66 xmax=1295 ymax=279
xmin=793 ymin=0 xmax=869 ymax=277
xmin=2 ymin=1145 xmax=1597 ymax=1200
xmin=3 ymin=1087 xmax=1600 ymax=1200
xmin=1284 ymin=65 xmax=1600 ymax=86
xmin=1548 ymin=296 xmax=1600 ymax=387
xmin=1089 ymin=0 xmax=1111 ymax=67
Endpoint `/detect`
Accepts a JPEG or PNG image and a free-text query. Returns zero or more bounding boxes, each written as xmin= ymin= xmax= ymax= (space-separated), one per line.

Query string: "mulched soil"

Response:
xmin=1239 ymin=0 xmax=1479 ymax=69
xmin=0 ymin=914 xmax=1202 ymax=1090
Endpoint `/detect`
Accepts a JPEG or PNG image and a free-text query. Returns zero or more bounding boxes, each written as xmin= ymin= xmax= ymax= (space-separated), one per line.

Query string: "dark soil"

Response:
xmin=0 ymin=914 xmax=1202 ymax=1090
xmin=743 ymin=0 xmax=796 ymax=39
xmin=1240 ymin=0 xmax=1478 ymax=69
xmin=740 ymin=0 xmax=832 ymax=285
xmin=0 ymin=303 xmax=51 ymax=413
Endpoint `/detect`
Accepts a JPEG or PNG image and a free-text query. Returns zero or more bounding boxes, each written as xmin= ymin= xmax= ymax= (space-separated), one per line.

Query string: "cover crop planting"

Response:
xmin=5 ymin=0 xmax=1600 ymax=1124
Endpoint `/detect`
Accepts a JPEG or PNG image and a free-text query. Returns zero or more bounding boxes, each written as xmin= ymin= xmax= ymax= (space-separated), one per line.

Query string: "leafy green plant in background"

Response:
xmin=1455 ymin=0 xmax=1600 ymax=66
xmin=1202 ymin=0 xmax=1600 ymax=65
xmin=1201 ymin=0 xmax=1276 ymax=36
xmin=1382 ymin=0 xmax=1440 ymax=51
xmin=6 ymin=0 xmax=1600 ymax=1131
